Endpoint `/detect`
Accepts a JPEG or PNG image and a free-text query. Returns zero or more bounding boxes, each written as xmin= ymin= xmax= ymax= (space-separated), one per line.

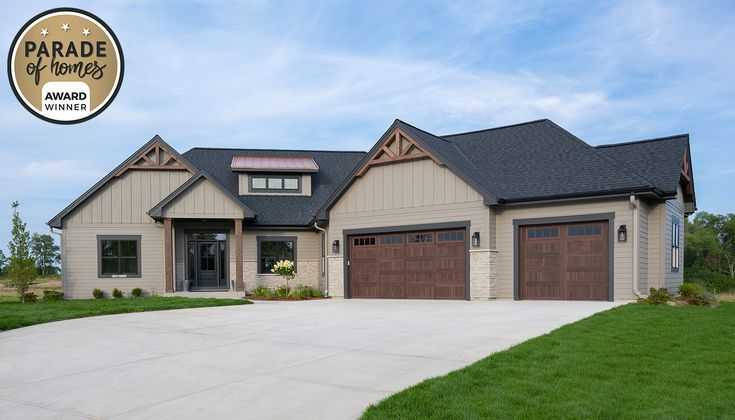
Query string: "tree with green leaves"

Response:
xmin=7 ymin=201 xmax=36 ymax=302
xmin=0 ymin=249 xmax=7 ymax=276
xmin=685 ymin=212 xmax=735 ymax=278
xmin=31 ymin=233 xmax=60 ymax=276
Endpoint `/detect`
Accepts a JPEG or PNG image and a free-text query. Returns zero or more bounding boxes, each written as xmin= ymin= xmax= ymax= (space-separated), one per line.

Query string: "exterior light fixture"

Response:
xmin=332 ymin=240 xmax=340 ymax=254
xmin=617 ymin=225 xmax=627 ymax=242
xmin=471 ymin=232 xmax=480 ymax=247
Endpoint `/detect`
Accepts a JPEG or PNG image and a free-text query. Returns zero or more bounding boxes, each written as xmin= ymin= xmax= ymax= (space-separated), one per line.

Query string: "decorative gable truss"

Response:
xmin=680 ymin=146 xmax=696 ymax=214
xmin=356 ymin=128 xmax=442 ymax=176
xmin=115 ymin=140 xmax=195 ymax=177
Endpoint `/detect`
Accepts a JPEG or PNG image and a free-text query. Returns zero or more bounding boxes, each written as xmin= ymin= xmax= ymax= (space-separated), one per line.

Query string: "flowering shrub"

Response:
xmin=271 ymin=260 xmax=296 ymax=289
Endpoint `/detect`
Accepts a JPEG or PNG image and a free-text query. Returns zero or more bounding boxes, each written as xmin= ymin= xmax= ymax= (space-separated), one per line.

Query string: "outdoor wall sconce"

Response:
xmin=471 ymin=232 xmax=480 ymax=247
xmin=617 ymin=225 xmax=627 ymax=242
xmin=332 ymin=240 xmax=340 ymax=254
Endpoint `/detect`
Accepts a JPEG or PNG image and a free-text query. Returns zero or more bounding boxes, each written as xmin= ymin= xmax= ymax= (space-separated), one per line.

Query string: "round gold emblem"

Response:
xmin=8 ymin=8 xmax=124 ymax=124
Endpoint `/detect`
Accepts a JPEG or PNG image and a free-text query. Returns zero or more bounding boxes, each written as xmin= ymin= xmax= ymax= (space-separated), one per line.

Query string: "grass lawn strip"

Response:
xmin=0 ymin=296 xmax=251 ymax=331
xmin=363 ymin=302 xmax=735 ymax=419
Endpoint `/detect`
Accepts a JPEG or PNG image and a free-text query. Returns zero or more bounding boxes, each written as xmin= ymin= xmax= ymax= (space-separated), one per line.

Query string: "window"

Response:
xmin=671 ymin=219 xmax=680 ymax=271
xmin=250 ymin=175 xmax=300 ymax=193
xmin=408 ymin=233 xmax=433 ymax=243
xmin=568 ymin=225 xmax=602 ymax=236
xmin=258 ymin=237 xmax=296 ymax=274
xmin=527 ymin=227 xmax=559 ymax=238
xmin=353 ymin=237 xmax=376 ymax=246
xmin=380 ymin=235 xmax=403 ymax=245
xmin=437 ymin=231 xmax=465 ymax=242
xmin=98 ymin=236 xmax=140 ymax=277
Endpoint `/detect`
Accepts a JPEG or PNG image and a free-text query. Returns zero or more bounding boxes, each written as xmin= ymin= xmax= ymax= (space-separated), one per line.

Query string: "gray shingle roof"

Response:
xmin=182 ymin=148 xmax=365 ymax=226
xmin=596 ymin=135 xmax=689 ymax=196
xmin=443 ymin=119 xmax=657 ymax=202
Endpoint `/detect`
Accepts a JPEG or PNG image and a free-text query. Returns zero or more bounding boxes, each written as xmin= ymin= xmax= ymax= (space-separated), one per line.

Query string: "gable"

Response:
xmin=148 ymin=172 xmax=255 ymax=220
xmin=116 ymin=140 xmax=196 ymax=176
xmin=49 ymin=135 xmax=197 ymax=228
xmin=356 ymin=128 xmax=442 ymax=176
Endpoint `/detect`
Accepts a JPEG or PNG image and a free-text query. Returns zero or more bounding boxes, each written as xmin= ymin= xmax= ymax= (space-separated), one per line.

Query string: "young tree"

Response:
xmin=0 ymin=249 xmax=7 ymax=276
xmin=31 ymin=233 xmax=60 ymax=276
xmin=7 ymin=202 xmax=36 ymax=302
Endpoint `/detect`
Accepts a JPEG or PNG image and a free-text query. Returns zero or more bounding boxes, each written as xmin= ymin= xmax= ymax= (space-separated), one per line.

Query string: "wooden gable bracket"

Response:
xmin=680 ymin=147 xmax=694 ymax=196
xmin=115 ymin=141 xmax=195 ymax=177
xmin=356 ymin=128 xmax=443 ymax=176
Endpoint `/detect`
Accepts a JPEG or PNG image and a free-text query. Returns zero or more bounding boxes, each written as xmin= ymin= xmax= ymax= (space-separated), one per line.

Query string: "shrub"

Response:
xmin=92 ymin=288 xmax=104 ymax=299
xmin=271 ymin=260 xmax=296 ymax=290
xmin=112 ymin=288 xmax=124 ymax=299
xmin=131 ymin=287 xmax=143 ymax=297
xmin=291 ymin=285 xmax=322 ymax=299
xmin=20 ymin=292 xmax=37 ymax=303
xmin=274 ymin=284 xmax=291 ymax=298
xmin=678 ymin=282 xmax=698 ymax=299
xmin=685 ymin=269 xmax=735 ymax=293
xmin=251 ymin=285 xmax=272 ymax=298
xmin=688 ymin=289 xmax=719 ymax=306
xmin=646 ymin=288 xmax=673 ymax=305
xmin=42 ymin=290 xmax=64 ymax=302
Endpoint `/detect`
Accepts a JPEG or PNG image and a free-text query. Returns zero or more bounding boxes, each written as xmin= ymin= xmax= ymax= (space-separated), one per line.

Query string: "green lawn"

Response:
xmin=0 ymin=296 xmax=251 ymax=331
xmin=363 ymin=302 xmax=735 ymax=419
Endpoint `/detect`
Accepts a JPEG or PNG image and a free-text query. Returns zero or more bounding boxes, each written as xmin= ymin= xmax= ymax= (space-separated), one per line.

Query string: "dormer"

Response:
xmin=231 ymin=156 xmax=318 ymax=197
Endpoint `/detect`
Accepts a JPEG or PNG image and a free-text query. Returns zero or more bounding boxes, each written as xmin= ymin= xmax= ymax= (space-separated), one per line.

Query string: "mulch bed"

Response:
xmin=245 ymin=295 xmax=330 ymax=301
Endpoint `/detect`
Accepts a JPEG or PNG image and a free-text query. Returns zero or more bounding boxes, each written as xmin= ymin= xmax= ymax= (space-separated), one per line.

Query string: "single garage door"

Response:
xmin=349 ymin=229 xmax=467 ymax=299
xmin=520 ymin=221 xmax=609 ymax=300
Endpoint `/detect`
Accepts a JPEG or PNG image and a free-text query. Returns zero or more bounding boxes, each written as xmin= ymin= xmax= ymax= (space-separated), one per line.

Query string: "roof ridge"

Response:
xmin=185 ymin=147 xmax=367 ymax=154
xmin=394 ymin=119 xmax=452 ymax=143
xmin=596 ymin=133 xmax=689 ymax=149
xmin=543 ymin=120 xmax=656 ymax=189
xmin=440 ymin=119 xmax=549 ymax=138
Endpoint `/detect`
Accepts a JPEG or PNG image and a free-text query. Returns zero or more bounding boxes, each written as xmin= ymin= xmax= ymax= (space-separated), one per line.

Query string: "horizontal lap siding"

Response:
xmin=638 ymin=200 xmax=649 ymax=291
xmin=495 ymin=198 xmax=635 ymax=300
xmin=63 ymin=224 xmax=165 ymax=298
xmin=328 ymin=159 xmax=492 ymax=298
xmin=62 ymin=170 xmax=191 ymax=298
xmin=646 ymin=201 xmax=664 ymax=289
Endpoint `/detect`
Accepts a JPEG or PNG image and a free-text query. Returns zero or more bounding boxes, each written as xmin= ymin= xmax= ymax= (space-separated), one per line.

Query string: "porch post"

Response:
xmin=235 ymin=218 xmax=244 ymax=291
xmin=164 ymin=218 xmax=174 ymax=293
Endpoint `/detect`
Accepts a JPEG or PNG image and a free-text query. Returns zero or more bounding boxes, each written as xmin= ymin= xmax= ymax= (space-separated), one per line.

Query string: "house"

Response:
xmin=48 ymin=119 xmax=696 ymax=301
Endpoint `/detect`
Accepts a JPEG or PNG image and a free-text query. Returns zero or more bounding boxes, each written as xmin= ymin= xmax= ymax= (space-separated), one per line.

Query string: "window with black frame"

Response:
xmin=671 ymin=219 xmax=680 ymax=271
xmin=259 ymin=238 xmax=295 ymax=273
xmin=99 ymin=236 xmax=140 ymax=277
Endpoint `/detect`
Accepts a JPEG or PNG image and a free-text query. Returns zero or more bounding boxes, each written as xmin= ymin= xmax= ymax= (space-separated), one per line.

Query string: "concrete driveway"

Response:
xmin=0 ymin=299 xmax=622 ymax=419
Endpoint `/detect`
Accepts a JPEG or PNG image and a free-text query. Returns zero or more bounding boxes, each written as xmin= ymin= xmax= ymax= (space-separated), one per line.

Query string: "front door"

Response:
xmin=197 ymin=241 xmax=218 ymax=288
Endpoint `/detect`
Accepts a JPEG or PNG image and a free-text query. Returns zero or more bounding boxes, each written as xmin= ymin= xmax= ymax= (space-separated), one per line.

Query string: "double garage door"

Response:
xmin=520 ymin=221 xmax=610 ymax=301
xmin=348 ymin=229 xmax=467 ymax=300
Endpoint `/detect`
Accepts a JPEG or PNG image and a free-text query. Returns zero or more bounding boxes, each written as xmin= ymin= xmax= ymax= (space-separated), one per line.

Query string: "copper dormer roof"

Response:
xmin=230 ymin=156 xmax=320 ymax=173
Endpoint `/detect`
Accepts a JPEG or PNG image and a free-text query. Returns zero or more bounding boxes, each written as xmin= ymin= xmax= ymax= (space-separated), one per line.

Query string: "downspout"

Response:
xmin=313 ymin=221 xmax=329 ymax=294
xmin=50 ymin=227 xmax=64 ymax=297
xmin=630 ymin=193 xmax=644 ymax=299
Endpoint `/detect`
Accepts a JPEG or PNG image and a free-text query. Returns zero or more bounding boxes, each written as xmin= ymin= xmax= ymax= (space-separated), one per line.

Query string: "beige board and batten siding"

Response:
xmin=238 ymin=173 xmax=312 ymax=196
xmin=161 ymin=177 xmax=243 ymax=219
xmin=327 ymin=158 xmax=495 ymax=299
xmin=62 ymin=170 xmax=192 ymax=298
xmin=495 ymin=197 xmax=636 ymax=300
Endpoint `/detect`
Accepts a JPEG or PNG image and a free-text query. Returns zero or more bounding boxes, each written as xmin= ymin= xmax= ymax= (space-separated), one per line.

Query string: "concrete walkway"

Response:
xmin=0 ymin=299 xmax=622 ymax=419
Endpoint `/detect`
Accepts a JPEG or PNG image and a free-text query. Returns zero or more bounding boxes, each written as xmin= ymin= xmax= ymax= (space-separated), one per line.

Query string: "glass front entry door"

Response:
xmin=186 ymin=232 xmax=227 ymax=289
xmin=197 ymin=242 xmax=217 ymax=287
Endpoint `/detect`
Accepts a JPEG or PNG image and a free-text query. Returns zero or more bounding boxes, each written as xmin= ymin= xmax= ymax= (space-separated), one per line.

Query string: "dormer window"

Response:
xmin=250 ymin=175 xmax=301 ymax=193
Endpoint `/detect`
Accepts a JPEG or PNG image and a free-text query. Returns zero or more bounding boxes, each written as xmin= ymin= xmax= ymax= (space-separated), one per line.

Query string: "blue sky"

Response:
xmin=1 ymin=0 xmax=734 ymax=250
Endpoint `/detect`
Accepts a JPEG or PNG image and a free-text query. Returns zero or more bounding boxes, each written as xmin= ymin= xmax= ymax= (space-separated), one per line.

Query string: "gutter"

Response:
xmin=630 ymin=193 xmax=644 ymax=299
xmin=313 ymin=221 xmax=329 ymax=295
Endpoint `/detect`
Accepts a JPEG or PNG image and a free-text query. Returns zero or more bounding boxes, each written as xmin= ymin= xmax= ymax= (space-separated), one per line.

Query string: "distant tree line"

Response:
xmin=685 ymin=211 xmax=735 ymax=293
xmin=0 ymin=202 xmax=60 ymax=278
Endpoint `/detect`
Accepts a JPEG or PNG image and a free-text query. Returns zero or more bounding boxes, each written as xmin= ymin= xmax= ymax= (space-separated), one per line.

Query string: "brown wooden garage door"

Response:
xmin=349 ymin=229 xmax=467 ymax=299
xmin=520 ymin=221 xmax=609 ymax=300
